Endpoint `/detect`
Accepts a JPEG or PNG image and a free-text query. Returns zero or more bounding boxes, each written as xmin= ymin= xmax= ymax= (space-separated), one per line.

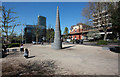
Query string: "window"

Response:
xmin=75 ymin=36 xmax=76 ymax=39
xmin=75 ymin=28 xmax=77 ymax=32
xmin=27 ymin=29 xmax=31 ymax=33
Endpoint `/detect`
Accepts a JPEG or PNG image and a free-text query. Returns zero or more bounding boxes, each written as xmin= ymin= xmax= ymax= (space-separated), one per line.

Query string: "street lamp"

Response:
xmin=21 ymin=24 xmax=26 ymax=44
xmin=21 ymin=24 xmax=24 ymax=44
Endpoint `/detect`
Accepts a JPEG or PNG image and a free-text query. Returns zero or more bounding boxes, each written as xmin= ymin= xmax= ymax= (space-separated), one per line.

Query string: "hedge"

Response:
xmin=8 ymin=43 xmax=20 ymax=48
xmin=97 ymin=40 xmax=108 ymax=45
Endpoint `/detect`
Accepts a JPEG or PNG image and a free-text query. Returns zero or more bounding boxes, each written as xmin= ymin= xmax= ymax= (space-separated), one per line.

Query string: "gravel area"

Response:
xmin=1 ymin=44 xmax=118 ymax=75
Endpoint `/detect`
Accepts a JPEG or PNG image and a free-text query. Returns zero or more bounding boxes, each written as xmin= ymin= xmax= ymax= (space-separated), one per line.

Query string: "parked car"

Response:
xmin=75 ymin=40 xmax=80 ymax=44
xmin=83 ymin=39 xmax=89 ymax=42
xmin=80 ymin=40 xmax=83 ymax=44
xmin=75 ymin=40 xmax=83 ymax=44
xmin=65 ymin=41 xmax=69 ymax=43
xmin=37 ymin=42 xmax=41 ymax=44
xmin=32 ymin=41 xmax=36 ymax=44
xmin=32 ymin=41 xmax=41 ymax=44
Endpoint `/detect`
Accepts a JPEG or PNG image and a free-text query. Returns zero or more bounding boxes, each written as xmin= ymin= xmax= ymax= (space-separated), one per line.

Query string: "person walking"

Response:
xmin=41 ymin=38 xmax=44 ymax=45
xmin=20 ymin=44 xmax=24 ymax=52
xmin=3 ymin=44 xmax=7 ymax=52
xmin=2 ymin=44 xmax=7 ymax=57
xmin=24 ymin=48 xmax=29 ymax=58
xmin=73 ymin=39 xmax=74 ymax=44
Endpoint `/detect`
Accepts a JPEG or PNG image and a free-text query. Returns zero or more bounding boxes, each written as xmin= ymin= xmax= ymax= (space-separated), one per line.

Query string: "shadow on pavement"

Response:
xmin=62 ymin=45 xmax=76 ymax=49
xmin=109 ymin=47 xmax=120 ymax=53
xmin=28 ymin=56 xmax=35 ymax=58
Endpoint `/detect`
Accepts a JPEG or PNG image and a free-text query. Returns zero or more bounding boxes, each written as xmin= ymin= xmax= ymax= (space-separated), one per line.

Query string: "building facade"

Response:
xmin=69 ymin=3 xmax=118 ymax=41
xmin=92 ymin=2 xmax=118 ymax=39
xmin=70 ymin=23 xmax=92 ymax=40
xmin=25 ymin=16 xmax=46 ymax=43
xmin=38 ymin=16 xmax=46 ymax=40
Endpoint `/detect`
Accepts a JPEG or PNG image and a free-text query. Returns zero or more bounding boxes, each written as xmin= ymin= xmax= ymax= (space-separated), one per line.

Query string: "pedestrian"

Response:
xmin=41 ymin=41 xmax=44 ymax=45
xmin=24 ymin=48 xmax=29 ymax=58
xmin=73 ymin=39 xmax=74 ymax=44
xmin=81 ymin=39 xmax=83 ymax=44
xmin=2 ymin=44 xmax=7 ymax=56
xmin=20 ymin=44 xmax=24 ymax=52
xmin=41 ymin=38 xmax=44 ymax=45
xmin=3 ymin=44 xmax=7 ymax=52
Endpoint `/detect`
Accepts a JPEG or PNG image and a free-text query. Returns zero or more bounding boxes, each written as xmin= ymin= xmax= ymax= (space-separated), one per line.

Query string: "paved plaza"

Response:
xmin=23 ymin=44 xmax=118 ymax=75
xmin=2 ymin=44 xmax=118 ymax=75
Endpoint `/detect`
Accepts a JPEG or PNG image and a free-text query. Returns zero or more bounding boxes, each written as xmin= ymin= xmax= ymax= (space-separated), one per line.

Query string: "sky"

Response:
xmin=2 ymin=2 xmax=88 ymax=35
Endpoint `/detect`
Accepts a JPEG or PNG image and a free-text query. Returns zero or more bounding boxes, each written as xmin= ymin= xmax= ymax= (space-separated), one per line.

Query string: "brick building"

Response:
xmin=69 ymin=23 xmax=92 ymax=40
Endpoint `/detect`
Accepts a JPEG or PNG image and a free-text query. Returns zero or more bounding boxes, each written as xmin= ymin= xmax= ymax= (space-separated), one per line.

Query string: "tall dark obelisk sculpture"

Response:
xmin=52 ymin=6 xmax=62 ymax=49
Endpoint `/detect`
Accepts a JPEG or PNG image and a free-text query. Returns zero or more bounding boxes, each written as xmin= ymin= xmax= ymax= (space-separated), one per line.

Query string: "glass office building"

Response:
xmin=25 ymin=16 xmax=46 ymax=43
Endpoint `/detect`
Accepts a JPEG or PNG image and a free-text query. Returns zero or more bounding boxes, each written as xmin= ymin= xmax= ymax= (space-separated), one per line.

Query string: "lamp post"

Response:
xmin=21 ymin=24 xmax=24 ymax=44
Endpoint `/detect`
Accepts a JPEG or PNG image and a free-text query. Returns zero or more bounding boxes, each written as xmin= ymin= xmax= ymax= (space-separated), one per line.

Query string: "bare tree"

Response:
xmin=0 ymin=30 xmax=1 ymax=37
xmin=82 ymin=2 xmax=96 ymax=26
xmin=33 ymin=24 xmax=41 ymax=43
xmin=46 ymin=24 xmax=54 ymax=43
xmin=2 ymin=6 xmax=20 ymax=44
xmin=82 ymin=2 xmax=115 ymax=41
xmin=87 ymin=30 xmax=101 ymax=40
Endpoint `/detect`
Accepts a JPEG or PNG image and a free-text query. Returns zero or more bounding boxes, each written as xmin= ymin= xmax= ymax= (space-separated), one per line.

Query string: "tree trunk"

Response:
xmin=104 ymin=31 xmax=107 ymax=41
xmin=49 ymin=33 xmax=51 ymax=43
xmin=36 ymin=35 xmax=38 ymax=44
xmin=5 ymin=32 xmax=9 ymax=44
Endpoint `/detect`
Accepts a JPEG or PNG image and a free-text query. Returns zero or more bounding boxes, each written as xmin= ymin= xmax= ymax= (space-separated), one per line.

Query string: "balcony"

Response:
xmin=95 ymin=17 xmax=99 ymax=20
xmin=92 ymin=13 xmax=98 ymax=17
xmin=102 ymin=10 xmax=107 ymax=13
xmin=108 ymin=23 xmax=112 ymax=26
xmin=97 ymin=24 xmax=101 ymax=27
xmin=93 ymin=22 xmax=98 ymax=24
xmin=99 ymin=32 xmax=112 ymax=34
xmin=99 ymin=17 xmax=101 ymax=19
xmin=106 ymin=14 xmax=110 ymax=17
xmin=106 ymin=19 xmax=109 ymax=21
xmin=103 ymin=15 xmax=106 ymax=18
xmin=93 ymin=18 xmax=98 ymax=21
xmin=98 ymin=20 xmax=101 ymax=23
xmin=108 ymin=23 xmax=112 ymax=25
xmin=102 ymin=24 xmax=105 ymax=26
